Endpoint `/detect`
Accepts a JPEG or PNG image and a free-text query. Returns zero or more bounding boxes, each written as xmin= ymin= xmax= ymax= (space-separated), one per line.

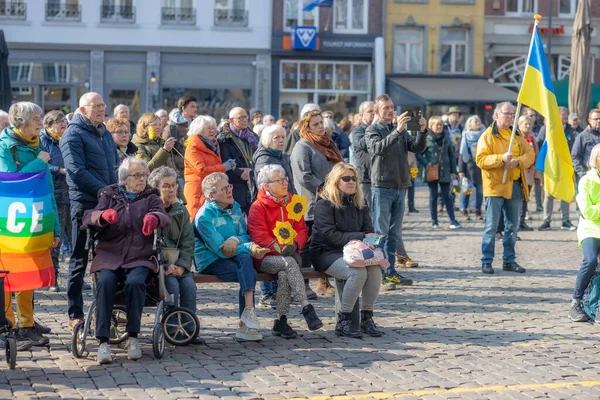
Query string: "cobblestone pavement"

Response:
xmin=4 ymin=187 xmax=600 ymax=400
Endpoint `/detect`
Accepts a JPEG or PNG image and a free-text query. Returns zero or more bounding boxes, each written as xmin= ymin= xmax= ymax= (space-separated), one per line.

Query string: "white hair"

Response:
xmin=229 ymin=107 xmax=246 ymax=119
xmin=188 ymin=115 xmax=217 ymax=136
xmin=324 ymin=118 xmax=336 ymax=132
xmin=257 ymin=164 xmax=286 ymax=187
xmin=262 ymin=114 xmax=275 ymax=125
xmin=254 ymin=124 xmax=265 ymax=137
xmin=300 ymin=103 xmax=320 ymax=118
xmin=358 ymin=101 xmax=374 ymax=115
xmin=0 ymin=110 xmax=8 ymax=119
xmin=118 ymin=157 xmax=149 ymax=184
xmin=155 ymin=109 xmax=168 ymax=118
xmin=148 ymin=166 xmax=178 ymax=189
xmin=113 ymin=104 xmax=129 ymax=116
xmin=78 ymin=92 xmax=102 ymax=108
xmin=494 ymin=102 xmax=514 ymax=119
xmin=260 ymin=125 xmax=285 ymax=148
xmin=8 ymin=102 xmax=43 ymax=129
xmin=202 ymin=172 xmax=229 ymax=197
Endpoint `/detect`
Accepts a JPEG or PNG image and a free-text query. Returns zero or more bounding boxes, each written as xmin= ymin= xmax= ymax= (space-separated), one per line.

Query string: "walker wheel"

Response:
xmin=152 ymin=324 xmax=165 ymax=359
xmin=162 ymin=307 xmax=200 ymax=346
xmin=71 ymin=322 xmax=87 ymax=358
xmin=5 ymin=336 xmax=16 ymax=370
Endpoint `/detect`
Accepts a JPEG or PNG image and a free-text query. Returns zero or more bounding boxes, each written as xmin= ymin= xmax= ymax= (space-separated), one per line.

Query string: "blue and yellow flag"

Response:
xmin=517 ymin=25 xmax=575 ymax=203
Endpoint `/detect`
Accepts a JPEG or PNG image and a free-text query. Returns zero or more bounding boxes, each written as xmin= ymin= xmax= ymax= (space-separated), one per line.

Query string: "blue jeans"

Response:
xmin=372 ymin=187 xmax=406 ymax=277
xmin=428 ymin=181 xmax=456 ymax=224
xmin=201 ymin=253 xmax=257 ymax=317
xmin=481 ymin=181 xmax=523 ymax=264
xmin=260 ymin=280 xmax=278 ymax=297
xmin=460 ymin=183 xmax=483 ymax=211
xmin=573 ymin=238 xmax=600 ymax=300
xmin=165 ymin=275 xmax=197 ymax=312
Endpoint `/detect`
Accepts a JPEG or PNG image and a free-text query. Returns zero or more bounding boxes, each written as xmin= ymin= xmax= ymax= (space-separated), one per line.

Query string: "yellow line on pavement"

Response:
xmin=278 ymin=380 xmax=600 ymax=400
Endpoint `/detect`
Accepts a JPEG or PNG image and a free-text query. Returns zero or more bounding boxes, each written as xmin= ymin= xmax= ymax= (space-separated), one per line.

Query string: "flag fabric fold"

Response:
xmin=303 ymin=0 xmax=333 ymax=12
xmin=518 ymin=27 xmax=575 ymax=203
xmin=0 ymin=170 xmax=55 ymax=291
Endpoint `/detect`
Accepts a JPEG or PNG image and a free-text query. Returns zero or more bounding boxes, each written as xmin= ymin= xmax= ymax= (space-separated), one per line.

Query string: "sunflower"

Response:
xmin=148 ymin=126 xmax=156 ymax=140
xmin=273 ymin=221 xmax=297 ymax=245
xmin=183 ymin=139 xmax=189 ymax=147
xmin=286 ymin=194 xmax=308 ymax=222
xmin=410 ymin=168 xmax=418 ymax=179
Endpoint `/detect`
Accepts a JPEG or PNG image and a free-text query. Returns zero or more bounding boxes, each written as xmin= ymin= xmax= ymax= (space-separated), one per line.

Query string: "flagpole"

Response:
xmin=502 ymin=14 xmax=542 ymax=184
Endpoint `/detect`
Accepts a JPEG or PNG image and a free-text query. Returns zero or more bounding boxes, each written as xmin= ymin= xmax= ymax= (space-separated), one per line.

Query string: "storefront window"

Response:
xmin=108 ymin=89 xmax=141 ymax=121
xmin=299 ymin=63 xmax=315 ymax=89
xmin=11 ymin=86 xmax=36 ymax=104
xmin=161 ymin=88 xmax=251 ymax=121
xmin=317 ymin=94 xmax=367 ymax=121
xmin=352 ymin=64 xmax=370 ymax=91
xmin=317 ymin=64 xmax=333 ymax=90
xmin=335 ymin=64 xmax=351 ymax=90
xmin=281 ymin=63 xmax=298 ymax=89
xmin=9 ymin=62 xmax=88 ymax=83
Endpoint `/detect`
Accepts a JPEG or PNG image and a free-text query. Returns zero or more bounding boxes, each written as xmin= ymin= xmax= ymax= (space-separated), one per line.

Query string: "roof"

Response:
xmin=387 ymin=76 xmax=518 ymax=106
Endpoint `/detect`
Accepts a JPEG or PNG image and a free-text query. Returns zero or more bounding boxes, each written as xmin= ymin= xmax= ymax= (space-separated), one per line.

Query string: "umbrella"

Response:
xmin=568 ymin=0 xmax=593 ymax=122
xmin=0 ymin=30 xmax=11 ymax=111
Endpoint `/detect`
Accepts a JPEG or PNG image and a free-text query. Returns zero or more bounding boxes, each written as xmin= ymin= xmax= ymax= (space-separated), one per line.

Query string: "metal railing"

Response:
xmin=45 ymin=2 xmax=81 ymax=22
xmin=100 ymin=5 xmax=135 ymax=23
xmin=214 ymin=8 xmax=248 ymax=27
xmin=161 ymin=7 xmax=196 ymax=25
xmin=0 ymin=1 xmax=26 ymax=19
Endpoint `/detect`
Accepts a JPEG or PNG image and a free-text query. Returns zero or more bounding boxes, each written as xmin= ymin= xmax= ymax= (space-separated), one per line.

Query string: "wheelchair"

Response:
xmin=0 ymin=271 xmax=16 ymax=370
xmin=71 ymin=228 xmax=200 ymax=360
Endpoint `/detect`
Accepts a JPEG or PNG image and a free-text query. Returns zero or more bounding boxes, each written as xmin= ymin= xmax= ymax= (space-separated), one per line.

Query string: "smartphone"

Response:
xmin=405 ymin=110 xmax=421 ymax=132
xmin=363 ymin=236 xmax=382 ymax=247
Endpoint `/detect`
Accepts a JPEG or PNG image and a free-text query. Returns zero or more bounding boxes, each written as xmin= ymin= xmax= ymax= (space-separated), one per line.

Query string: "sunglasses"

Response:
xmin=340 ymin=176 xmax=357 ymax=182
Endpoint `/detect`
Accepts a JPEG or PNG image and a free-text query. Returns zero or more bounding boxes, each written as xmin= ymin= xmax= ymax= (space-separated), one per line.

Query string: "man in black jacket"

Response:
xmin=366 ymin=94 xmax=428 ymax=288
xmin=350 ymin=101 xmax=375 ymax=210
xmin=61 ymin=92 xmax=118 ymax=330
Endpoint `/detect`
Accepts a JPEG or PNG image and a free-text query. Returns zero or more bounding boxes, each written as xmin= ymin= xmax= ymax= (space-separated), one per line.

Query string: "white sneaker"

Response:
xmin=126 ymin=337 xmax=142 ymax=360
xmin=240 ymin=307 xmax=260 ymax=329
xmin=97 ymin=342 xmax=112 ymax=364
xmin=235 ymin=323 xmax=262 ymax=341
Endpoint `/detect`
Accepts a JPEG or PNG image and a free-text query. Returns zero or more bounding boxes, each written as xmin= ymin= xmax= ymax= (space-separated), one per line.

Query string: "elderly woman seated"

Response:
xmin=194 ymin=172 xmax=269 ymax=342
xmin=248 ymin=164 xmax=322 ymax=338
xmin=84 ymin=157 xmax=170 ymax=364
xmin=148 ymin=166 xmax=203 ymax=345
xmin=310 ymin=163 xmax=383 ymax=339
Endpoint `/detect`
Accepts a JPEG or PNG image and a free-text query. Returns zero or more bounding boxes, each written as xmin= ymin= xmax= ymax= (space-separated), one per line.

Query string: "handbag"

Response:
xmin=426 ymin=140 xmax=444 ymax=182
xmin=162 ymin=220 xmax=183 ymax=265
xmin=343 ymin=240 xmax=389 ymax=268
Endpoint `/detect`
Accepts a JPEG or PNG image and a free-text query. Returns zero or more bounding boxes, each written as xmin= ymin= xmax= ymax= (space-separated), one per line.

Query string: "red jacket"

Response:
xmin=248 ymin=188 xmax=308 ymax=265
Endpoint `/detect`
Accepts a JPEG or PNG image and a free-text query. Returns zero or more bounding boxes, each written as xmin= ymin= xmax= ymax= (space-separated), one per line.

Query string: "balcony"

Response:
xmin=100 ymin=5 xmax=135 ymax=24
xmin=161 ymin=7 xmax=196 ymax=25
xmin=214 ymin=8 xmax=248 ymax=27
xmin=45 ymin=2 xmax=81 ymax=22
xmin=0 ymin=1 xmax=26 ymax=20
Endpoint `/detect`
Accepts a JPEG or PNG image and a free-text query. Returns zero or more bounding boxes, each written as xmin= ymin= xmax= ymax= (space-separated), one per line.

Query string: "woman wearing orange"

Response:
xmin=184 ymin=115 xmax=237 ymax=220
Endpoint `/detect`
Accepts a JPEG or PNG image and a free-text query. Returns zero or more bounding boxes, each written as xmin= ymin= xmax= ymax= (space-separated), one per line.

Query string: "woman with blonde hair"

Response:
xmin=310 ymin=163 xmax=383 ymax=338
xmin=132 ymin=113 xmax=177 ymax=171
xmin=458 ymin=115 xmax=485 ymax=220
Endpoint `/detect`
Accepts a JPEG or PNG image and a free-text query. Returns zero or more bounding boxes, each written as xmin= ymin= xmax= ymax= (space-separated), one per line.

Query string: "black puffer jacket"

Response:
xmin=253 ymin=145 xmax=296 ymax=195
xmin=310 ymin=191 xmax=374 ymax=272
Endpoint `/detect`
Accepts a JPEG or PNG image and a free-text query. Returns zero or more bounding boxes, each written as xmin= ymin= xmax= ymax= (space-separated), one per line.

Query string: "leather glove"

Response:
xmin=223 ymin=159 xmax=237 ymax=171
xmin=250 ymin=243 xmax=270 ymax=259
xmin=219 ymin=237 xmax=238 ymax=257
xmin=142 ymin=214 xmax=159 ymax=236
xmin=101 ymin=209 xmax=118 ymax=225
xmin=281 ymin=243 xmax=298 ymax=257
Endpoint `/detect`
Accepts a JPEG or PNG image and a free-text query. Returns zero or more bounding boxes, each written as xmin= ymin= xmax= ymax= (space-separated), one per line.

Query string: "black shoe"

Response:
xmin=360 ymin=310 xmax=383 ymax=337
xmin=34 ymin=321 xmax=51 ymax=334
xmin=335 ymin=312 xmax=362 ymax=338
xmin=519 ymin=222 xmax=533 ymax=231
xmin=398 ymin=274 xmax=413 ymax=286
xmin=272 ymin=316 xmax=298 ymax=339
xmin=561 ymin=221 xmax=577 ymax=231
xmin=82 ymin=282 xmax=92 ymax=291
xmin=482 ymin=263 xmax=494 ymax=274
xmin=569 ymin=299 xmax=589 ymax=322
xmin=538 ymin=221 xmax=551 ymax=231
xmin=14 ymin=331 xmax=33 ymax=351
xmin=408 ymin=208 xmax=419 ymax=213
xmin=301 ymin=304 xmax=323 ymax=331
xmin=502 ymin=261 xmax=526 ymax=273
xmin=18 ymin=327 xmax=49 ymax=346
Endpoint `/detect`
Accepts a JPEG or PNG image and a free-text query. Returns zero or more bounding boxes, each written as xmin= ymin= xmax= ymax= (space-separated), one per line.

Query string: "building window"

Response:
xmin=214 ymin=0 xmax=248 ymax=27
xmin=100 ymin=0 xmax=135 ymax=23
xmin=162 ymin=0 xmax=195 ymax=25
xmin=559 ymin=0 xmax=577 ymax=17
xmin=506 ymin=0 xmax=537 ymax=15
xmin=333 ymin=0 xmax=368 ymax=34
xmin=392 ymin=27 xmax=424 ymax=74
xmin=284 ymin=0 xmax=318 ymax=31
xmin=440 ymin=28 xmax=468 ymax=74
xmin=46 ymin=0 xmax=81 ymax=22
xmin=0 ymin=0 xmax=27 ymax=19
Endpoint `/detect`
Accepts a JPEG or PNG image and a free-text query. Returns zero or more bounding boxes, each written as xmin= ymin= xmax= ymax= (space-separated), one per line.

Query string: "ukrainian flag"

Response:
xmin=518 ymin=26 xmax=575 ymax=203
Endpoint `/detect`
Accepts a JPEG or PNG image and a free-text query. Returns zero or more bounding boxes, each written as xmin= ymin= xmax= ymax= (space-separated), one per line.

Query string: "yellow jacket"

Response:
xmin=476 ymin=122 xmax=535 ymax=201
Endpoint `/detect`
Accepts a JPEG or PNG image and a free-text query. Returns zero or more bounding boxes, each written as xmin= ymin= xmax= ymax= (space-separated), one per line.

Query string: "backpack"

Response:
xmin=583 ymin=273 xmax=600 ymax=321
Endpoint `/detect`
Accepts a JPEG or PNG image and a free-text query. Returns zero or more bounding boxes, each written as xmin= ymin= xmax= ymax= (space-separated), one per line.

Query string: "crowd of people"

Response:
xmin=0 ymin=91 xmax=598 ymax=364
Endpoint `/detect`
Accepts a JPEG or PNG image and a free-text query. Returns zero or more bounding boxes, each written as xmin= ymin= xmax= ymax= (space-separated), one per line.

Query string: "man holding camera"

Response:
xmin=366 ymin=94 xmax=429 ymax=289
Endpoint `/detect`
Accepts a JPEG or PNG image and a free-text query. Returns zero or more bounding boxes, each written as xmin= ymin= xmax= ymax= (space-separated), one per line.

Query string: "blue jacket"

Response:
xmin=60 ymin=114 xmax=119 ymax=204
xmin=193 ymin=200 xmax=253 ymax=272
xmin=0 ymin=127 xmax=60 ymax=236
xmin=570 ymin=128 xmax=600 ymax=179
xmin=39 ymin=130 xmax=69 ymax=205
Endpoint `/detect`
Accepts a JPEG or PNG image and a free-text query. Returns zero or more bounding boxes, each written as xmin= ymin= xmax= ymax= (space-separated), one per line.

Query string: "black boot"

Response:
xmin=335 ymin=312 xmax=362 ymax=338
xmin=360 ymin=310 xmax=383 ymax=337
xmin=272 ymin=316 xmax=298 ymax=339
xmin=301 ymin=304 xmax=323 ymax=331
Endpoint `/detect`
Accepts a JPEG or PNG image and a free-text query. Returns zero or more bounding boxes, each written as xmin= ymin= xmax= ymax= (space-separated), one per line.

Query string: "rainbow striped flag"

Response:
xmin=0 ymin=170 xmax=55 ymax=291
xmin=517 ymin=25 xmax=575 ymax=203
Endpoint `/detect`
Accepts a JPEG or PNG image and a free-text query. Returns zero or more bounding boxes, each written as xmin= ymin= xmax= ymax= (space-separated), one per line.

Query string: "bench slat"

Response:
xmin=193 ymin=268 xmax=327 ymax=284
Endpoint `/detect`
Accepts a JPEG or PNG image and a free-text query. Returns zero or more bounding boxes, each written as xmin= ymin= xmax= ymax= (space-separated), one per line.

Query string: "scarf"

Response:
xmin=13 ymin=127 xmax=39 ymax=149
xmin=230 ymin=124 xmax=259 ymax=152
xmin=200 ymin=135 xmax=220 ymax=156
xmin=301 ymin=130 xmax=343 ymax=164
xmin=265 ymin=147 xmax=283 ymax=159
xmin=264 ymin=187 xmax=289 ymax=206
xmin=80 ymin=114 xmax=106 ymax=137
xmin=46 ymin=128 xmax=62 ymax=143
xmin=459 ymin=129 xmax=484 ymax=163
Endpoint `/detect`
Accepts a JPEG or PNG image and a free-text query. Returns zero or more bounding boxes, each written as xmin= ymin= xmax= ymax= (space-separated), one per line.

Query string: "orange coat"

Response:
xmin=184 ymin=134 xmax=226 ymax=220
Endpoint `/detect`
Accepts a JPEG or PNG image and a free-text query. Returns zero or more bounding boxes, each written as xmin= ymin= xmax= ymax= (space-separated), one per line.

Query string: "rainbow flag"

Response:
xmin=517 ymin=26 xmax=575 ymax=203
xmin=0 ymin=170 xmax=55 ymax=291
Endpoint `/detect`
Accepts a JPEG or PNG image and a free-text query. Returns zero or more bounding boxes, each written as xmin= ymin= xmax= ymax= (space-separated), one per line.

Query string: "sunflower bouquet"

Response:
xmin=271 ymin=194 xmax=308 ymax=254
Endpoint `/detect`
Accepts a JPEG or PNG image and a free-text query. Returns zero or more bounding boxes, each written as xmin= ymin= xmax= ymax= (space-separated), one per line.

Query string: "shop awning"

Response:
xmin=387 ymin=76 xmax=518 ymax=107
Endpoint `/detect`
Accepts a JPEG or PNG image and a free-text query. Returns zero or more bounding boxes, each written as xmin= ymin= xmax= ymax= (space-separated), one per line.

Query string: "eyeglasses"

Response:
xmin=340 ymin=175 xmax=357 ymax=182
xmin=500 ymin=111 xmax=515 ymax=117
xmin=84 ymin=103 xmax=107 ymax=110
xmin=32 ymin=117 xmax=43 ymax=123
xmin=268 ymin=177 xmax=289 ymax=185
xmin=217 ymin=184 xmax=233 ymax=193
xmin=129 ymin=173 xmax=148 ymax=180
xmin=281 ymin=125 xmax=289 ymax=130
xmin=160 ymin=183 xmax=178 ymax=190
xmin=232 ymin=116 xmax=248 ymax=121
xmin=113 ymin=130 xmax=130 ymax=135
